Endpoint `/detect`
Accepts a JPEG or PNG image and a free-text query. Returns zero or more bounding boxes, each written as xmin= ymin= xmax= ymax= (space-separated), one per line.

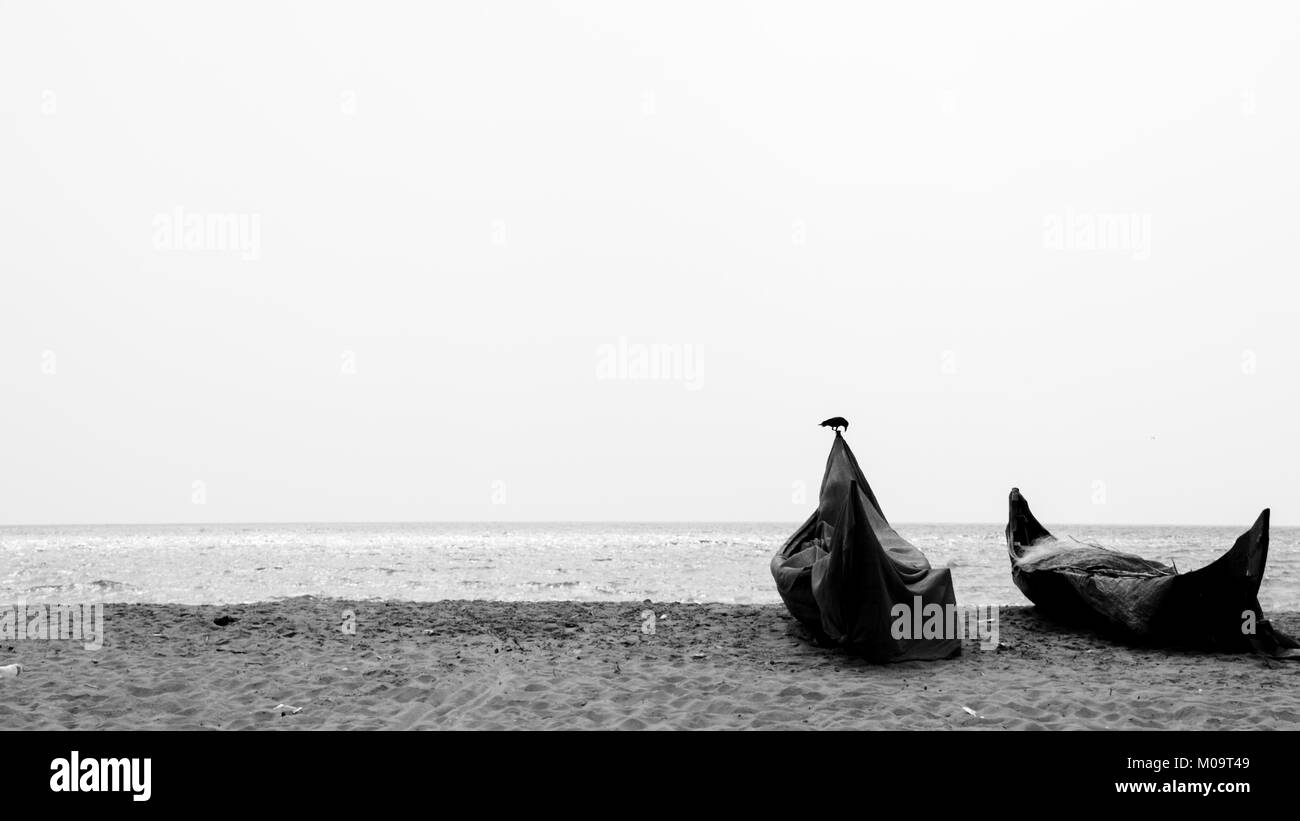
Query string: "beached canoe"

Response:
xmin=771 ymin=432 xmax=960 ymax=662
xmin=1005 ymin=487 xmax=1300 ymax=657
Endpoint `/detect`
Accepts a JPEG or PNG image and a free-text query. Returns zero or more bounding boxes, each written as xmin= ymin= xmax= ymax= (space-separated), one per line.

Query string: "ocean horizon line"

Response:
xmin=0 ymin=519 xmax=1290 ymax=529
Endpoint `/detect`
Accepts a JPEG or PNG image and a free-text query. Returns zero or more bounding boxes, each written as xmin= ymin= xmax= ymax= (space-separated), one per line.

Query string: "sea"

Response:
xmin=2 ymin=522 xmax=1299 ymax=611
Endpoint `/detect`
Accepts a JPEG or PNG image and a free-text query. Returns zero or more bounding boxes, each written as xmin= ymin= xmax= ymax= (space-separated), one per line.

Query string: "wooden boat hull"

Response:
xmin=1006 ymin=488 xmax=1300 ymax=656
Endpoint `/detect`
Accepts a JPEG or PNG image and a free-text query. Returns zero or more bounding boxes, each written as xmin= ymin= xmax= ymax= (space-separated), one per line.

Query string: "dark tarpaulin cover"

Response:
xmin=770 ymin=432 xmax=961 ymax=662
xmin=1006 ymin=488 xmax=1300 ymax=658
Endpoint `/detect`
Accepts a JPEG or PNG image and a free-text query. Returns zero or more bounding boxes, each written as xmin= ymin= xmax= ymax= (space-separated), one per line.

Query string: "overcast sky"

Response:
xmin=3 ymin=2 xmax=1299 ymax=525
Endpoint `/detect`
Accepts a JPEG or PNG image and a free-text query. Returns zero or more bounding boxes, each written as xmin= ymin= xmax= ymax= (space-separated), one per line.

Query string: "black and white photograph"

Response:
xmin=2 ymin=0 xmax=1297 ymax=805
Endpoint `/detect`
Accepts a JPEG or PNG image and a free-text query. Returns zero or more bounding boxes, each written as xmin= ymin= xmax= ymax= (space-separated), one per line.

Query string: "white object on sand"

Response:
xmin=271 ymin=703 xmax=303 ymax=716
xmin=0 ymin=664 xmax=23 ymax=678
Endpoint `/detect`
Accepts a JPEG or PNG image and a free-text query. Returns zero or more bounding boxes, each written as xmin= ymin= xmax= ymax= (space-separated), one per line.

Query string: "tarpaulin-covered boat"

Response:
xmin=1006 ymin=487 xmax=1300 ymax=657
xmin=771 ymin=431 xmax=960 ymax=662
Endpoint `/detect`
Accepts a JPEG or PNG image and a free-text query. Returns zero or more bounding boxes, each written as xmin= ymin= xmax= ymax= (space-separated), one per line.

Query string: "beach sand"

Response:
xmin=2 ymin=598 xmax=1298 ymax=730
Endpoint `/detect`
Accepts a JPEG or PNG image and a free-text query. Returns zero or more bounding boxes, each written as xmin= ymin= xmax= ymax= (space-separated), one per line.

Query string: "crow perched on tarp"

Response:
xmin=819 ymin=417 xmax=849 ymax=432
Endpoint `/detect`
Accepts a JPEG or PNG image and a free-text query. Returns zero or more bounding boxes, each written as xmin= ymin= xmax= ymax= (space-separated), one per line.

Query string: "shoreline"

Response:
xmin=2 ymin=598 xmax=1298 ymax=730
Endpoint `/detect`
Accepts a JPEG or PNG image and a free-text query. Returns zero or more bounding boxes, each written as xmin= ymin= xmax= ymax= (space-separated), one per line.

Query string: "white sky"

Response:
xmin=2 ymin=2 xmax=1299 ymax=525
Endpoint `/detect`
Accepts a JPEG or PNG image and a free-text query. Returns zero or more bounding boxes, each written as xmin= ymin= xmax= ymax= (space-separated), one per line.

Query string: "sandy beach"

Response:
xmin=1 ymin=598 xmax=1298 ymax=730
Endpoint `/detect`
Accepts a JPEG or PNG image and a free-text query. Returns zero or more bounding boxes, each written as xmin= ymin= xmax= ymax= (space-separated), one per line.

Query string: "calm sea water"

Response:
xmin=2 ymin=522 xmax=1298 ymax=610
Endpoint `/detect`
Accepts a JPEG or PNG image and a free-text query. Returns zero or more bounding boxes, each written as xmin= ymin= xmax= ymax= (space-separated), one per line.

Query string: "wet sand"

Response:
xmin=2 ymin=598 xmax=1298 ymax=730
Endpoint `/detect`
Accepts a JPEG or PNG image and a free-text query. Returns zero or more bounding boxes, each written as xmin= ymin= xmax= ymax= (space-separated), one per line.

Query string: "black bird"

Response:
xmin=819 ymin=416 xmax=849 ymax=432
